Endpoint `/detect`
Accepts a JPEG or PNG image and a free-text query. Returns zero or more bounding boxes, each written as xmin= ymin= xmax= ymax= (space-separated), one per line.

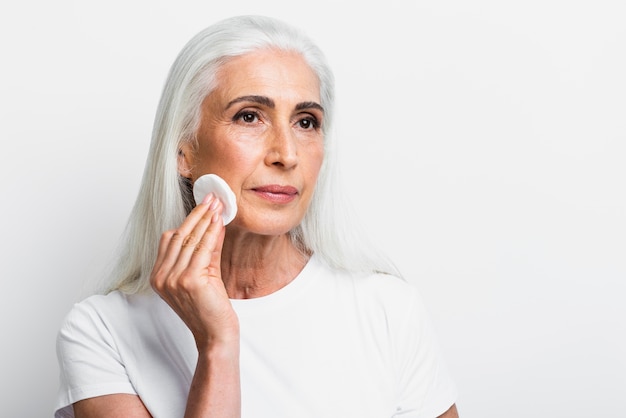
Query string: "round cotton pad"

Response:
xmin=192 ymin=174 xmax=238 ymax=225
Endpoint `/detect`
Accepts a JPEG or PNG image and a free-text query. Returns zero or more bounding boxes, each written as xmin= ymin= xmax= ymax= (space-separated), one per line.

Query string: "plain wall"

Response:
xmin=1 ymin=1 xmax=624 ymax=416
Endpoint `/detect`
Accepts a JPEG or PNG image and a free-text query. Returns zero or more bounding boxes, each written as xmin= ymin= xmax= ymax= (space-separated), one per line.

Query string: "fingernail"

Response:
xmin=201 ymin=193 xmax=214 ymax=205
xmin=209 ymin=198 xmax=221 ymax=211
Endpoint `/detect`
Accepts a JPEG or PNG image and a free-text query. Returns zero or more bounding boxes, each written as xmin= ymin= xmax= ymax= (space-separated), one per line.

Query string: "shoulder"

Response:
xmin=55 ymin=292 xmax=148 ymax=415
xmin=57 ymin=292 xmax=123 ymax=355
xmin=358 ymin=271 xmax=419 ymax=300
xmin=339 ymin=266 xmax=424 ymax=314
xmin=357 ymin=272 xmax=430 ymax=333
xmin=314 ymin=255 xmax=415 ymax=296
xmin=315 ymin=258 xmax=428 ymax=324
xmin=59 ymin=291 xmax=130 ymax=329
xmin=57 ymin=290 xmax=160 ymax=347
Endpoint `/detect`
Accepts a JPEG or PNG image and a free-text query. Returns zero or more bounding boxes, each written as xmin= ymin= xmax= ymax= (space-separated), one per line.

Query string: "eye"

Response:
xmin=234 ymin=110 xmax=260 ymax=124
xmin=297 ymin=116 xmax=320 ymax=130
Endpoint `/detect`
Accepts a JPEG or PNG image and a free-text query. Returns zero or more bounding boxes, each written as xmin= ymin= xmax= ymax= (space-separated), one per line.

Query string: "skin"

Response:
xmin=72 ymin=49 xmax=459 ymax=418
xmin=179 ymin=49 xmax=325 ymax=300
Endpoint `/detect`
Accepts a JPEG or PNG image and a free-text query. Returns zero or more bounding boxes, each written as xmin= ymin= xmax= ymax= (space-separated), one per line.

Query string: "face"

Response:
xmin=179 ymin=49 xmax=325 ymax=236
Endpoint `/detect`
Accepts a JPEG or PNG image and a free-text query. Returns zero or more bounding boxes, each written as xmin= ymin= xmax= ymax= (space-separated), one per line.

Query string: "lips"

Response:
xmin=252 ymin=184 xmax=299 ymax=203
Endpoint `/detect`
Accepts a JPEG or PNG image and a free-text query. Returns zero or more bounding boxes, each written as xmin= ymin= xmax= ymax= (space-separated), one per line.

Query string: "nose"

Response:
xmin=265 ymin=124 xmax=298 ymax=169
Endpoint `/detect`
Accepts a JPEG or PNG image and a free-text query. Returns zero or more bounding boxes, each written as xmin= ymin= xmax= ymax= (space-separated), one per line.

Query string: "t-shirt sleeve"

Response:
xmin=54 ymin=298 xmax=136 ymax=418
xmin=393 ymin=286 xmax=458 ymax=418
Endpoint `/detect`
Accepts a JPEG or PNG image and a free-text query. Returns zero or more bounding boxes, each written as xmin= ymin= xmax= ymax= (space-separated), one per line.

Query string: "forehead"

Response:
xmin=212 ymin=49 xmax=321 ymax=102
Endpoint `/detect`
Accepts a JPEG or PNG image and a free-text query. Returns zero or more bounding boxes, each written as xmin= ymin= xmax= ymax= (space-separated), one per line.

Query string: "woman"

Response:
xmin=55 ymin=15 xmax=459 ymax=418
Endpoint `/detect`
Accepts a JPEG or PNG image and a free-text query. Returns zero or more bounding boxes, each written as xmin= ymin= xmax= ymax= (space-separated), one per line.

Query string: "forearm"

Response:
xmin=438 ymin=404 xmax=459 ymax=418
xmin=184 ymin=339 xmax=241 ymax=418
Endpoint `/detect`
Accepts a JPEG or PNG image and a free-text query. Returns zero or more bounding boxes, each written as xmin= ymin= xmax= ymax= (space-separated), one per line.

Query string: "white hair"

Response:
xmin=105 ymin=15 xmax=399 ymax=294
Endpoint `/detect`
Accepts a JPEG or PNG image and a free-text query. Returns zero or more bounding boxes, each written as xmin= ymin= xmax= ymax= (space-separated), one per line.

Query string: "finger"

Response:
xmin=175 ymin=200 xmax=224 ymax=270
xmin=175 ymin=193 xmax=218 ymax=237
xmin=151 ymin=230 xmax=175 ymax=285
xmin=207 ymin=221 xmax=226 ymax=278
xmin=187 ymin=207 xmax=225 ymax=271
xmin=152 ymin=194 xmax=217 ymax=287
xmin=157 ymin=204 xmax=224 ymax=300
xmin=156 ymin=230 xmax=173 ymax=260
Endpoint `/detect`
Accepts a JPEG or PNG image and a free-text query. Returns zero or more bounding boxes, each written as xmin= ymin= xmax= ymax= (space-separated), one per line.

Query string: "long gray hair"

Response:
xmin=106 ymin=15 xmax=399 ymax=294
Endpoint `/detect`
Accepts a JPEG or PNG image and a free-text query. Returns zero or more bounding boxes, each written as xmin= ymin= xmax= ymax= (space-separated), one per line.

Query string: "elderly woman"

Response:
xmin=55 ymin=15 xmax=458 ymax=418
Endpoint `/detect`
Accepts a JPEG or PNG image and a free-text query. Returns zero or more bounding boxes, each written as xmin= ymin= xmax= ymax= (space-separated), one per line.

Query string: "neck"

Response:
xmin=220 ymin=231 xmax=309 ymax=299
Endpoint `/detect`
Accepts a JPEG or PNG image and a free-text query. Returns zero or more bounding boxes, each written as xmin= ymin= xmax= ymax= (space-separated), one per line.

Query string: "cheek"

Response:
xmin=200 ymin=145 xmax=262 ymax=191
xmin=301 ymin=144 xmax=325 ymax=191
xmin=308 ymin=143 xmax=325 ymax=174
xmin=195 ymin=132 xmax=253 ymax=173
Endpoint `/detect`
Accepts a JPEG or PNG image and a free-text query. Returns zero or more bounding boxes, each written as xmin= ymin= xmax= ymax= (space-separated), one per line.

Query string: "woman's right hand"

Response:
xmin=150 ymin=193 xmax=241 ymax=417
xmin=150 ymin=193 xmax=239 ymax=350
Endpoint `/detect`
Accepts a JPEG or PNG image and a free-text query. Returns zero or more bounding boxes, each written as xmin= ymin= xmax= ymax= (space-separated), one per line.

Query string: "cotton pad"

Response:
xmin=192 ymin=174 xmax=238 ymax=225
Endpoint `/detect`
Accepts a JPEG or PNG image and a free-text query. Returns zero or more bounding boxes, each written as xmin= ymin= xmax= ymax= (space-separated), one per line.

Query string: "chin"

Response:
xmin=237 ymin=215 xmax=302 ymax=237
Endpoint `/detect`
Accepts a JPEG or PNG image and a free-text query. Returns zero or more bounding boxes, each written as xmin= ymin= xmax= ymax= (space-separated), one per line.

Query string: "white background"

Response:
xmin=1 ymin=1 xmax=625 ymax=417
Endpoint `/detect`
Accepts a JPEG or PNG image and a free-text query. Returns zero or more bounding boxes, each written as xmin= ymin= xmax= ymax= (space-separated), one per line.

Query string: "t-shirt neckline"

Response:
xmin=229 ymin=253 xmax=321 ymax=315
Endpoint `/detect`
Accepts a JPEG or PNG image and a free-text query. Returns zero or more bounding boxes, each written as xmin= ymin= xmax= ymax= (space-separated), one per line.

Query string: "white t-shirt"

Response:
xmin=55 ymin=255 xmax=457 ymax=417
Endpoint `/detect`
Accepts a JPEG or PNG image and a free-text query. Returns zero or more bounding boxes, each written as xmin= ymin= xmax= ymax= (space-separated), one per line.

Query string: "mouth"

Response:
xmin=252 ymin=184 xmax=299 ymax=203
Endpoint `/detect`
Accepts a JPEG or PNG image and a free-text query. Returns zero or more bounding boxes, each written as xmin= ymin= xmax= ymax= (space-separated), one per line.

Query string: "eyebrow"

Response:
xmin=227 ymin=95 xmax=274 ymax=109
xmin=295 ymin=101 xmax=324 ymax=113
xmin=226 ymin=95 xmax=324 ymax=113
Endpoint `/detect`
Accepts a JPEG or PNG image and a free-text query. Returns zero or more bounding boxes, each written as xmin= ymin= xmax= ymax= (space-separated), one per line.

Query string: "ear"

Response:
xmin=177 ymin=143 xmax=195 ymax=179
